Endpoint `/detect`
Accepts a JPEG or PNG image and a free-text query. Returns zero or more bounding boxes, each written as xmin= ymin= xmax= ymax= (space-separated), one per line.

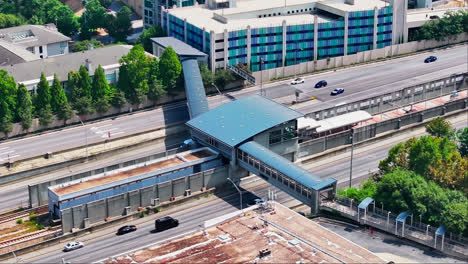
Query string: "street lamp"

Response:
xmin=294 ymin=43 xmax=304 ymax=78
xmin=260 ymin=57 xmax=265 ymax=96
xmin=211 ymin=82 xmax=223 ymax=106
xmin=349 ymin=129 xmax=355 ymax=188
xmin=227 ymin=178 xmax=243 ymax=210
xmin=79 ymin=117 xmax=89 ymax=161
xmin=419 ymin=214 xmax=422 ymax=228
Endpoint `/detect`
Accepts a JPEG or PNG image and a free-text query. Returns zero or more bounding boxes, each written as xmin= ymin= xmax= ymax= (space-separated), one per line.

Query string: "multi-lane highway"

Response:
xmin=0 ymin=45 xmax=466 ymax=161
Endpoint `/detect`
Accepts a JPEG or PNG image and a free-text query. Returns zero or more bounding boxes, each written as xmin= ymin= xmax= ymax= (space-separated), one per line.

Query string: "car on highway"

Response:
xmin=63 ymin=241 xmax=84 ymax=252
xmin=155 ymin=216 xmax=179 ymax=232
xmin=424 ymin=56 xmax=437 ymax=63
xmin=290 ymin=78 xmax=305 ymax=85
xmin=314 ymin=80 xmax=328 ymax=88
xmin=330 ymin=88 xmax=344 ymax=95
xmin=117 ymin=225 xmax=137 ymax=235
xmin=247 ymin=198 xmax=265 ymax=206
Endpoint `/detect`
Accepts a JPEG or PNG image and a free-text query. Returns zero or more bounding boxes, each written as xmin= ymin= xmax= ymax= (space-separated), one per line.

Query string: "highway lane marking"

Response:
xmin=101 ymin=131 xmax=124 ymax=138
xmin=0 ymin=150 xmax=14 ymax=156
xmin=91 ymin=124 xmax=113 ymax=130
xmin=0 ymin=147 xmax=9 ymax=151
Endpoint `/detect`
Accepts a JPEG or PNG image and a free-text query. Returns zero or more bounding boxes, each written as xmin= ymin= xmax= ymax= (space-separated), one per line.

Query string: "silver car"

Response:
xmin=63 ymin=241 xmax=84 ymax=252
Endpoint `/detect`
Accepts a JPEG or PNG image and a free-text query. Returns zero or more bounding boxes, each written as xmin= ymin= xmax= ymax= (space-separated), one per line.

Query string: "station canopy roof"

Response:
xmin=186 ymin=95 xmax=303 ymax=147
xmin=315 ymin=110 xmax=372 ymax=133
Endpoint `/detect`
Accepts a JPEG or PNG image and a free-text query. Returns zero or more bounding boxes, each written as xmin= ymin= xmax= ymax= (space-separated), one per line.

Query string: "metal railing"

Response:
xmin=322 ymin=195 xmax=468 ymax=258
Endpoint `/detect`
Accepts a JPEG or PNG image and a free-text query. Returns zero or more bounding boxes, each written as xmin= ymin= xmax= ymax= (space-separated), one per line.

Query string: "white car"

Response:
xmin=64 ymin=241 xmax=84 ymax=252
xmin=290 ymin=78 xmax=305 ymax=85
xmin=247 ymin=198 xmax=265 ymax=206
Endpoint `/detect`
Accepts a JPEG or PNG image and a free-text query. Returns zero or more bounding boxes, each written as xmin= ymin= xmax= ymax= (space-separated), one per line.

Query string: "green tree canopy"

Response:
xmin=106 ymin=6 xmax=132 ymax=42
xmin=16 ymin=84 xmax=33 ymax=130
xmin=0 ymin=101 xmax=13 ymax=135
xmin=200 ymin=63 xmax=214 ymax=89
xmin=425 ymin=117 xmax=454 ymax=138
xmin=91 ymin=65 xmax=110 ymax=102
xmin=34 ymin=72 xmax=51 ymax=114
xmin=456 ymin=127 xmax=468 ymax=157
xmin=71 ymin=40 xmax=104 ymax=52
xmin=137 ymin=25 xmax=166 ymax=52
xmin=0 ymin=13 xmax=23 ymax=29
xmin=158 ymin=46 xmax=181 ymax=91
xmin=118 ymin=45 xmax=150 ymax=105
xmin=77 ymin=65 xmax=92 ymax=98
xmin=50 ymin=74 xmax=72 ymax=122
xmin=409 ymin=10 xmax=468 ymax=41
xmin=80 ymin=0 xmax=106 ymax=35
xmin=99 ymin=0 xmax=112 ymax=8
xmin=47 ymin=4 xmax=80 ymax=36
xmin=214 ymin=69 xmax=235 ymax=89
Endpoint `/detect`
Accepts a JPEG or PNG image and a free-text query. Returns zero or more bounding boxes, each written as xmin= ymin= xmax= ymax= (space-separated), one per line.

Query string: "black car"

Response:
xmin=117 ymin=225 xmax=137 ymax=235
xmin=424 ymin=56 xmax=437 ymax=63
xmin=155 ymin=216 xmax=179 ymax=232
xmin=315 ymin=80 xmax=327 ymax=88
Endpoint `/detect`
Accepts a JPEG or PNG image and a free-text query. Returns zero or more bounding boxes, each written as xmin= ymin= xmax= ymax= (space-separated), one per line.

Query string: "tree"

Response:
xmin=0 ymin=13 xmax=23 ymax=29
xmin=0 ymin=101 xmax=13 ymax=135
xmin=425 ymin=117 xmax=453 ymax=138
xmin=106 ymin=6 xmax=132 ymax=42
xmin=118 ymin=45 xmax=150 ymax=105
xmin=34 ymin=73 xmax=51 ymax=114
xmin=73 ymin=96 xmax=94 ymax=115
xmin=91 ymin=65 xmax=110 ymax=102
xmin=110 ymin=87 xmax=127 ymax=108
xmin=148 ymin=79 xmax=165 ymax=105
xmin=410 ymin=10 xmax=468 ymax=41
xmin=99 ymin=0 xmax=112 ymax=8
xmin=456 ymin=127 xmax=468 ymax=157
xmin=72 ymin=40 xmax=103 ymax=52
xmin=440 ymin=202 xmax=468 ymax=236
xmin=37 ymin=105 xmax=53 ymax=126
xmin=200 ymin=63 xmax=214 ymax=88
xmin=137 ymin=25 xmax=165 ymax=52
xmin=16 ymin=84 xmax=33 ymax=130
xmin=77 ymin=65 xmax=92 ymax=99
xmin=214 ymin=69 xmax=235 ymax=89
xmin=158 ymin=46 xmax=181 ymax=91
xmin=80 ymin=0 xmax=106 ymax=36
xmin=50 ymin=74 xmax=72 ymax=122
xmin=47 ymin=5 xmax=80 ymax=36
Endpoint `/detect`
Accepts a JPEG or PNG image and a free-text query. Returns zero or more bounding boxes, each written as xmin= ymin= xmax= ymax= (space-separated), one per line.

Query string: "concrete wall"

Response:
xmin=252 ymin=33 xmax=468 ymax=83
xmin=60 ymin=166 xmax=229 ymax=233
xmin=298 ymin=97 xmax=468 ymax=158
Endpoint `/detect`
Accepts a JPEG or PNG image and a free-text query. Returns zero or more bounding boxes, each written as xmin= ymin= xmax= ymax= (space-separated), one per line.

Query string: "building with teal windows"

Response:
xmin=143 ymin=0 xmax=206 ymax=28
xmin=161 ymin=0 xmax=397 ymax=72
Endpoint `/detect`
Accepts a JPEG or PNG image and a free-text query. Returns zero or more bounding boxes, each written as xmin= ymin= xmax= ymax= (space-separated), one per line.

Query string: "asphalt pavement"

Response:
xmin=0 ymin=45 xmax=466 ymax=161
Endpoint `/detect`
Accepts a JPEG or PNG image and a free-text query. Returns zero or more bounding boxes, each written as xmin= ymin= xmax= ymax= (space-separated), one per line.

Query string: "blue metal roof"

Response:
xmin=238 ymin=141 xmax=336 ymax=190
xmin=396 ymin=212 xmax=410 ymax=222
xmin=186 ymin=95 xmax=304 ymax=147
xmin=151 ymin=37 xmax=207 ymax=58
xmin=182 ymin=59 xmax=209 ymax=118
xmin=358 ymin=197 xmax=374 ymax=209
xmin=436 ymin=226 xmax=446 ymax=236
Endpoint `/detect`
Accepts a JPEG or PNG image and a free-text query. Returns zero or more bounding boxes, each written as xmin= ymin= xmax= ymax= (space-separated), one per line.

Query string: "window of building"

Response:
xmin=269 ymin=130 xmax=282 ymax=145
xmin=39 ymin=46 xmax=43 ymax=53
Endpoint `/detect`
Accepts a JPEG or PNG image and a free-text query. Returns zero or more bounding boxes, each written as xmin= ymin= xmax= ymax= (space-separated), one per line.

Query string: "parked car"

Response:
xmin=291 ymin=78 xmax=305 ymax=85
xmin=330 ymin=88 xmax=344 ymax=95
xmin=117 ymin=225 xmax=137 ymax=235
xmin=63 ymin=241 xmax=84 ymax=252
xmin=429 ymin=15 xmax=439 ymax=19
xmin=155 ymin=216 xmax=179 ymax=232
xmin=314 ymin=80 xmax=328 ymax=88
xmin=247 ymin=198 xmax=265 ymax=206
xmin=424 ymin=56 xmax=437 ymax=63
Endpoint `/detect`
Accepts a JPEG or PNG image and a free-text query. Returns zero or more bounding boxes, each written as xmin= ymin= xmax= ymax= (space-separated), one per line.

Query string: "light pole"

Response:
xmin=386 ymin=211 xmax=391 ymax=231
xmin=260 ymin=57 xmax=264 ymax=96
xmin=294 ymin=43 xmax=304 ymax=78
xmin=79 ymin=118 xmax=88 ymax=161
xmin=349 ymin=129 xmax=355 ymax=188
xmin=211 ymin=82 xmax=223 ymax=106
xmin=419 ymin=214 xmax=422 ymax=228
xmin=227 ymin=178 xmax=242 ymax=210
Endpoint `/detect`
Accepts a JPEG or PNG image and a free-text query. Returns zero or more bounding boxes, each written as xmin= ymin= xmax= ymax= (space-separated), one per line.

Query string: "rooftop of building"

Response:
xmin=104 ymin=202 xmax=384 ymax=263
xmin=0 ymin=45 xmax=133 ymax=84
xmin=0 ymin=40 xmax=40 ymax=66
xmin=0 ymin=24 xmax=70 ymax=48
xmin=167 ymin=0 xmax=388 ymax=33
xmin=151 ymin=37 xmax=207 ymax=58
xmin=186 ymin=95 xmax=304 ymax=148
xmin=49 ymin=148 xmax=217 ymax=198
xmin=297 ymin=110 xmax=372 ymax=133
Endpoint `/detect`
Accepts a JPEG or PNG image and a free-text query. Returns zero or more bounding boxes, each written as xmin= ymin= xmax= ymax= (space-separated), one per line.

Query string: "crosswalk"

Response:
xmin=0 ymin=147 xmax=20 ymax=162
xmin=89 ymin=124 xmax=125 ymax=139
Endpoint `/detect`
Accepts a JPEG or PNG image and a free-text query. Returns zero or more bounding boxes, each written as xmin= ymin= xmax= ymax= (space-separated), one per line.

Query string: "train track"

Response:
xmin=0 ymin=226 xmax=61 ymax=247
xmin=0 ymin=205 xmax=48 ymax=225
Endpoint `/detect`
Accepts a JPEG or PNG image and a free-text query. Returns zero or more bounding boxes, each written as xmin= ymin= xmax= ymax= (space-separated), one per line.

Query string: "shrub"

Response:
xmin=16 ymin=219 xmax=23 ymax=224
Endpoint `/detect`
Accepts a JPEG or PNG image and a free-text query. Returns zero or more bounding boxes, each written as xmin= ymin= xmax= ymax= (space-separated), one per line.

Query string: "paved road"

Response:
xmin=0 ymin=113 xmax=465 ymax=215
xmin=0 ymin=45 xmax=466 ymax=161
